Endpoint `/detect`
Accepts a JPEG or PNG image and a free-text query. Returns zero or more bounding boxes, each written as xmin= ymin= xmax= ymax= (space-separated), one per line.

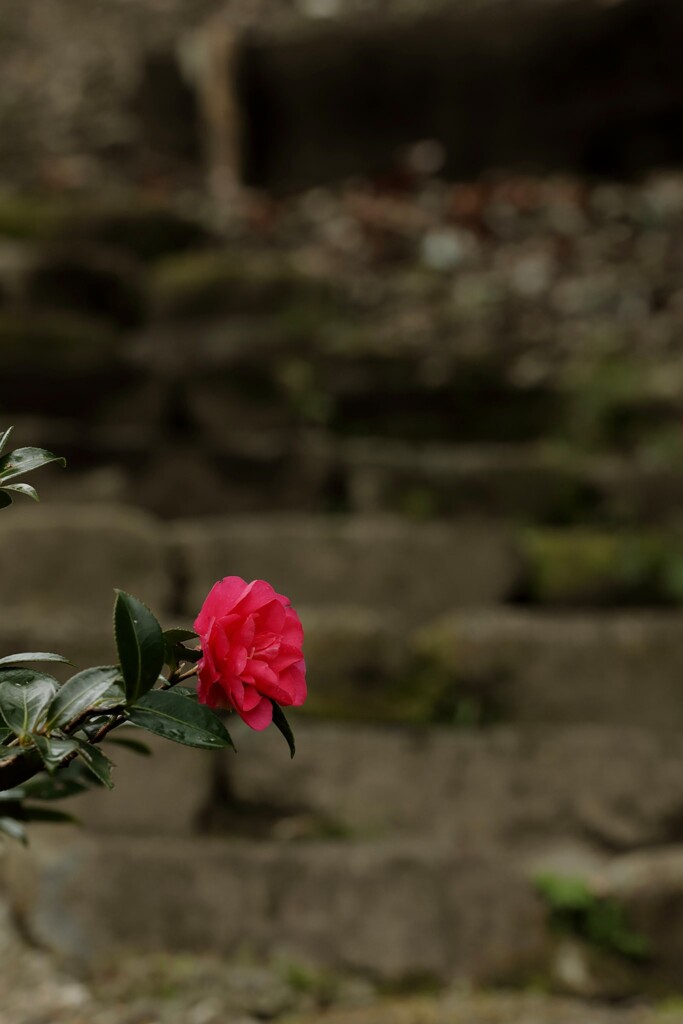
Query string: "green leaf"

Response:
xmin=107 ymin=734 xmax=152 ymax=756
xmin=0 ymin=427 xmax=14 ymax=456
xmin=0 ymin=817 xmax=26 ymax=844
xmin=0 ymin=447 xmax=65 ymax=483
xmin=22 ymin=806 xmax=79 ymax=825
xmin=33 ymin=735 xmax=79 ymax=773
xmin=91 ymin=680 xmax=126 ymax=711
xmin=45 ymin=666 xmax=121 ymax=731
xmin=163 ymin=629 xmax=199 ymax=644
xmin=271 ymin=701 xmax=296 ymax=758
xmin=172 ymin=686 xmax=198 ymax=701
xmin=114 ymin=591 xmax=165 ymax=704
xmin=0 ymin=482 xmax=39 ymax=501
xmin=128 ymin=690 xmax=235 ymax=750
xmin=0 ymin=727 xmax=12 ymax=745
xmin=0 ymin=672 xmax=58 ymax=737
xmin=0 ymin=652 xmax=72 ymax=668
xmin=0 ymin=772 xmax=88 ymax=802
xmin=0 ymin=491 xmax=12 ymax=510
xmin=76 ymin=740 xmax=114 ymax=788
xmin=177 ymin=647 xmax=201 ymax=664
xmin=162 ymin=629 xmax=201 ymax=675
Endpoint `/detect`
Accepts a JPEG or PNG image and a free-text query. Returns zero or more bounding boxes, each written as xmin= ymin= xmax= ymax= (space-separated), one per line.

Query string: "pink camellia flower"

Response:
xmin=194 ymin=577 xmax=306 ymax=731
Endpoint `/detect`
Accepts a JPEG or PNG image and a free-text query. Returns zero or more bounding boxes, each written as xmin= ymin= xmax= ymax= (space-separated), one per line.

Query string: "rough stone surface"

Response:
xmin=415 ymin=610 xmax=683 ymax=729
xmin=0 ymin=503 xmax=171 ymax=620
xmin=294 ymin=606 xmax=411 ymax=719
xmin=0 ymin=616 xmax=113 ymax=678
xmin=286 ymin=992 xmax=663 ymax=1024
xmin=173 ymin=515 xmax=517 ymax=621
xmin=216 ymin=721 xmax=683 ymax=852
xmin=341 ymin=438 xmax=683 ymax=525
xmin=604 ymin=847 xmax=683 ymax=991
xmin=70 ymin=734 xmax=213 ymax=836
xmin=0 ymin=938 xmax=666 ymax=1024
xmin=3 ymin=832 xmax=546 ymax=983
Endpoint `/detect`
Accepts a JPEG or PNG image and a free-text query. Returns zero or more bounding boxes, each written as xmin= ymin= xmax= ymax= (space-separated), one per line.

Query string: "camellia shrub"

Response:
xmin=0 ymin=428 xmax=306 ymax=843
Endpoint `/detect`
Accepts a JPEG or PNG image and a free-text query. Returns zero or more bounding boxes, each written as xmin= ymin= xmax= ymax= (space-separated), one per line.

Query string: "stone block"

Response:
xmin=70 ymin=734 xmax=214 ymax=837
xmin=341 ymin=439 xmax=592 ymax=522
xmin=340 ymin=440 xmax=683 ymax=526
xmin=216 ymin=721 xmax=683 ymax=853
xmin=286 ymin=991 xmax=664 ymax=1024
xmin=0 ymin=616 xmax=113 ymax=678
xmin=296 ymin=606 xmax=411 ymax=721
xmin=150 ymin=250 xmax=336 ymax=319
xmin=24 ymin=246 xmax=145 ymax=328
xmin=0 ymin=195 xmax=209 ymax=260
xmin=173 ymin=515 xmax=516 ymax=622
xmin=3 ymin=833 xmax=546 ymax=984
xmin=0 ymin=309 xmax=136 ymax=419
xmin=414 ymin=609 xmax=683 ymax=729
xmin=0 ymin=504 xmax=171 ymax=621
xmin=602 ymin=847 xmax=683 ymax=992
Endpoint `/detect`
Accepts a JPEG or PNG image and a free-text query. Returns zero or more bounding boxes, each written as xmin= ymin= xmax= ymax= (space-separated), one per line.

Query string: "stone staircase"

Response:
xmin=2 ymin=176 xmax=683 ymax=997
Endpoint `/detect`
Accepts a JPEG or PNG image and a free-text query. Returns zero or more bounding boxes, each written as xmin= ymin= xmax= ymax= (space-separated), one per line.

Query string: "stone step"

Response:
xmin=285 ymin=993 xmax=660 ymax=1024
xmin=337 ymin=439 xmax=683 ymax=526
xmin=1 ymin=831 xmax=546 ymax=984
xmin=3 ymin=598 xmax=683 ymax=729
xmin=12 ymin=415 xmax=683 ymax=526
xmin=0 ymin=196 xmax=210 ymax=261
xmin=414 ymin=609 xmax=683 ymax=729
xmin=0 ymin=504 xmax=170 ymax=623
xmin=216 ymin=721 xmax=683 ymax=854
xmin=135 ymin=313 xmax=682 ymax=447
xmin=66 ymin=719 xmax=683 ymax=859
xmin=173 ymin=515 xmax=516 ymax=623
xmin=6 ymin=829 xmax=683 ymax=996
xmin=12 ymin=405 xmax=683 ymax=529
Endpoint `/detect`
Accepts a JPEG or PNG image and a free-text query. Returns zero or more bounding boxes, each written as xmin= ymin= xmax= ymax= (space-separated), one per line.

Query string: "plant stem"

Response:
xmin=0 ymin=666 xmax=199 ymax=792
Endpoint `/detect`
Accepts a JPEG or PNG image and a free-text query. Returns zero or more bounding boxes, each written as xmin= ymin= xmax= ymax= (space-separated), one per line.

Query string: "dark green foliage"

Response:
xmin=0 ymin=671 xmax=58 ymax=738
xmin=114 ymin=591 xmax=165 ymax=704
xmin=44 ymin=667 xmax=122 ymax=731
xmin=128 ymin=690 xmax=235 ymax=751
xmin=271 ymin=701 xmax=296 ymax=758
xmin=0 ymin=430 xmax=65 ymax=508
xmin=536 ymin=874 xmax=650 ymax=962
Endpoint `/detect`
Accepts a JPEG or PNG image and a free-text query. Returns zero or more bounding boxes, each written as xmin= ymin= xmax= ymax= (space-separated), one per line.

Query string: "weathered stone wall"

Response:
xmin=2 ymin=0 xmax=682 ymax=190
xmin=3 ymin=170 xmax=683 ymax=992
xmin=3 ymin=0 xmax=683 ymax=1003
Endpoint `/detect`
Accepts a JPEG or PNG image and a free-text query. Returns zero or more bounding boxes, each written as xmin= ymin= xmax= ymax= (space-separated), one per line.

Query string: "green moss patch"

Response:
xmin=518 ymin=528 xmax=683 ymax=606
xmin=150 ymin=250 xmax=338 ymax=320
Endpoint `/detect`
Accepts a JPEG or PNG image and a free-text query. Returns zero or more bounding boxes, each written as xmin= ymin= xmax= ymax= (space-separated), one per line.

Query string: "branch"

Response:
xmin=0 ymin=666 xmax=198 ymax=792
xmin=0 ymin=712 xmax=125 ymax=792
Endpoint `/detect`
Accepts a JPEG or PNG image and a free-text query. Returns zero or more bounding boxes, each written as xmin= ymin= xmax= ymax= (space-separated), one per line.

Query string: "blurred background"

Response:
xmin=2 ymin=0 xmax=683 ymax=1020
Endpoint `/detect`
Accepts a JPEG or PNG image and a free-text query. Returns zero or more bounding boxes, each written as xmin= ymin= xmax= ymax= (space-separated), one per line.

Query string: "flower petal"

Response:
xmin=234 ymin=580 xmax=278 ymax=616
xmin=255 ymin=598 xmax=287 ymax=635
xmin=195 ymin=577 xmax=248 ymax=635
xmin=282 ymin=608 xmax=304 ymax=648
xmin=278 ymin=661 xmax=307 ymax=706
xmin=240 ymin=684 xmax=263 ymax=711
xmin=238 ymin=696 xmax=273 ymax=731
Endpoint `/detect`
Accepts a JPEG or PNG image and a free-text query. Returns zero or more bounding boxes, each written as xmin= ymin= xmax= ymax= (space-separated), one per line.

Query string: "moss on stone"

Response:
xmin=0 ymin=195 xmax=72 ymax=241
xmin=0 ymin=194 xmax=208 ymax=260
xmin=0 ymin=310 xmax=118 ymax=373
xmin=73 ymin=205 xmax=209 ymax=262
xmin=518 ymin=528 xmax=683 ymax=606
xmin=150 ymin=250 xmax=336 ymax=320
